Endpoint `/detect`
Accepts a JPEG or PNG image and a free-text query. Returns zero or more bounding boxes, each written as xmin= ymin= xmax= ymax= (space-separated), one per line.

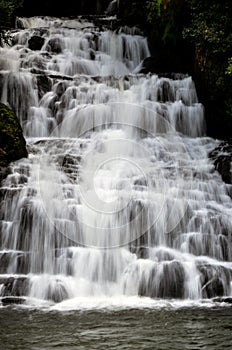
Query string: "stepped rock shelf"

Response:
xmin=0 ymin=16 xmax=231 ymax=308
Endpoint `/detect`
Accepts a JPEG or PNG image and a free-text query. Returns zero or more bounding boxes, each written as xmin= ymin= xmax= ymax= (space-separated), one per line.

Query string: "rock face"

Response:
xmin=0 ymin=102 xmax=28 ymax=182
xmin=209 ymin=139 xmax=232 ymax=185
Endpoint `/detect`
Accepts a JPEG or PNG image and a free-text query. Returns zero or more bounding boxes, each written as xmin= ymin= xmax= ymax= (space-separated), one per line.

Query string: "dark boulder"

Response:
xmin=28 ymin=35 xmax=45 ymax=51
xmin=46 ymin=37 xmax=63 ymax=54
xmin=198 ymin=263 xmax=231 ymax=298
xmin=36 ymin=74 xmax=52 ymax=99
xmin=46 ymin=279 xmax=69 ymax=303
xmin=213 ymin=297 xmax=232 ymax=304
xmin=1 ymin=296 xmax=26 ymax=305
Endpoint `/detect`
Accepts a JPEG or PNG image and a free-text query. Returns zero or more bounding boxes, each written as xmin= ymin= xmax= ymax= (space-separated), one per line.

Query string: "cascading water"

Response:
xmin=0 ymin=15 xmax=232 ymax=308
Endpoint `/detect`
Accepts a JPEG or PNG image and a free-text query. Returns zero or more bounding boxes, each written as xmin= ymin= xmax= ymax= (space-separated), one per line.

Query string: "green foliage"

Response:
xmin=226 ymin=58 xmax=232 ymax=75
xmin=183 ymin=0 xmax=232 ymax=135
xmin=120 ymin=0 xmax=189 ymax=45
xmin=0 ymin=0 xmax=24 ymax=45
xmin=0 ymin=0 xmax=24 ymax=27
xmin=183 ymin=0 xmax=232 ymax=56
xmin=146 ymin=0 xmax=164 ymax=20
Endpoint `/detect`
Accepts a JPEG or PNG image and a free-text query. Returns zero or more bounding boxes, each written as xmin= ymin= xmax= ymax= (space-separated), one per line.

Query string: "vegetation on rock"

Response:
xmin=0 ymin=102 xmax=28 ymax=167
xmin=183 ymin=0 xmax=232 ymax=139
xmin=0 ymin=0 xmax=23 ymax=44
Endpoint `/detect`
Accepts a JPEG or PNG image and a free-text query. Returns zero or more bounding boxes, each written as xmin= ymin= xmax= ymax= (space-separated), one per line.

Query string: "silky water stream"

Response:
xmin=0 ymin=15 xmax=232 ymax=349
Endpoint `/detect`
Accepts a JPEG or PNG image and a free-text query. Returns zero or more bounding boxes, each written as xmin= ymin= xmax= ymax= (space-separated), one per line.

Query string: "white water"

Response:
xmin=0 ymin=16 xmax=232 ymax=309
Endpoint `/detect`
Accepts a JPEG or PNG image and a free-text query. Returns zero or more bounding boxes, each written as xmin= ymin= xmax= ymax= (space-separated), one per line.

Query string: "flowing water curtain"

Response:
xmin=0 ymin=15 xmax=231 ymax=307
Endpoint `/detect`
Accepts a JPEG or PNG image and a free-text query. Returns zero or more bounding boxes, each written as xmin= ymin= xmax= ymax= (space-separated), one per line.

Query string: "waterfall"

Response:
xmin=0 ymin=15 xmax=231 ymax=307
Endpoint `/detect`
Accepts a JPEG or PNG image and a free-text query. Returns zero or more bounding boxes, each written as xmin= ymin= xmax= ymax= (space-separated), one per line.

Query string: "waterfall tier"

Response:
xmin=0 ymin=16 xmax=231 ymax=307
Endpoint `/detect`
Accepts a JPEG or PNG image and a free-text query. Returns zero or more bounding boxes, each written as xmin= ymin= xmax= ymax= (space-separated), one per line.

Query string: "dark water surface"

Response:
xmin=1 ymin=305 xmax=232 ymax=350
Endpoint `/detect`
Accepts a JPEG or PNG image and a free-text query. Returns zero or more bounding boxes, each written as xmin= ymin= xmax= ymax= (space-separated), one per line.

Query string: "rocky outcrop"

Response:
xmin=209 ymin=139 xmax=232 ymax=185
xmin=0 ymin=102 xmax=28 ymax=183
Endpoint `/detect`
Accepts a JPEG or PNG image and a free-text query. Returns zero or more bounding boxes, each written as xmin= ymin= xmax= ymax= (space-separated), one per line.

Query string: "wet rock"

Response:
xmin=28 ymin=35 xmax=45 ymax=51
xmin=209 ymin=139 xmax=232 ymax=184
xmin=157 ymin=79 xmax=175 ymax=103
xmin=46 ymin=37 xmax=63 ymax=54
xmin=1 ymin=296 xmax=26 ymax=305
xmin=0 ymin=277 xmax=29 ymax=297
xmin=55 ymin=81 xmax=67 ymax=97
xmin=89 ymin=48 xmax=96 ymax=60
xmin=36 ymin=74 xmax=52 ymax=99
xmin=213 ymin=297 xmax=232 ymax=304
xmin=198 ymin=263 xmax=231 ymax=298
xmin=139 ymin=260 xmax=185 ymax=299
xmin=130 ymin=246 xmax=149 ymax=259
xmin=46 ymin=280 xmax=69 ymax=303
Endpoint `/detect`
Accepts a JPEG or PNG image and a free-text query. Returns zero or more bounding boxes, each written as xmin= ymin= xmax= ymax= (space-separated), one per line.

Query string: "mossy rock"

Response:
xmin=0 ymin=102 xmax=28 ymax=165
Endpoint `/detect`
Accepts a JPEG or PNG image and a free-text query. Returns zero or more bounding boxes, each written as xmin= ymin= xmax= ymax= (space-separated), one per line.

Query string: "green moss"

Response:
xmin=0 ymin=102 xmax=28 ymax=164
